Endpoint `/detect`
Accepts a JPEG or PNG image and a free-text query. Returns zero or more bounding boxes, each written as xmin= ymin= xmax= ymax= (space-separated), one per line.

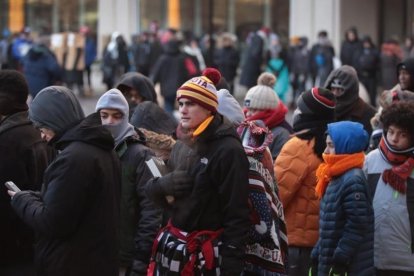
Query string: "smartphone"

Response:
xmin=4 ymin=181 xmax=21 ymax=193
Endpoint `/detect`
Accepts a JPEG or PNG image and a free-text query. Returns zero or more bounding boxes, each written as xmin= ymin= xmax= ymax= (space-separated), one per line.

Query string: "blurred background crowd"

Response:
xmin=0 ymin=23 xmax=409 ymax=114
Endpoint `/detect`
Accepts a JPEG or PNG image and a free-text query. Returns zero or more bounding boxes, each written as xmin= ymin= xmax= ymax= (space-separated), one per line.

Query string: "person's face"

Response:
xmin=386 ymin=125 xmax=413 ymax=150
xmin=123 ymin=88 xmax=143 ymax=105
xmin=245 ymin=108 xmax=260 ymax=117
xmin=363 ymin=41 xmax=371 ymax=49
xmin=99 ymin=108 xmax=124 ymax=125
xmin=399 ymin=69 xmax=411 ymax=90
xmin=405 ymin=38 xmax=413 ymax=48
xmin=39 ymin=128 xmax=56 ymax=142
xmin=331 ymin=87 xmax=346 ymax=98
xmin=324 ymin=135 xmax=336 ymax=155
xmin=347 ymin=31 xmax=356 ymax=41
xmin=178 ymin=98 xmax=211 ymax=130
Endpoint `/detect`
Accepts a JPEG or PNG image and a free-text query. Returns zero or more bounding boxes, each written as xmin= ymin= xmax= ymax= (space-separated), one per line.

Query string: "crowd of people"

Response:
xmin=1 ymin=24 xmax=413 ymax=110
xmin=1 ymin=24 xmax=414 ymax=276
xmin=0 ymin=26 xmax=97 ymax=99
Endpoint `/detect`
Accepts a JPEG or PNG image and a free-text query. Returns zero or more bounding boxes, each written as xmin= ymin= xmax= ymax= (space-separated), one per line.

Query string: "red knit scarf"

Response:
xmin=245 ymin=101 xmax=288 ymax=129
xmin=315 ymin=152 xmax=365 ymax=199
xmin=379 ymin=137 xmax=414 ymax=194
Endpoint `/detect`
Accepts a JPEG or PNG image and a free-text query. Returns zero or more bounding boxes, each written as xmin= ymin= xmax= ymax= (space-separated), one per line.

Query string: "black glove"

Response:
xmin=157 ymin=170 xmax=193 ymax=198
xmin=128 ymin=259 xmax=147 ymax=276
xmin=329 ymin=263 xmax=348 ymax=276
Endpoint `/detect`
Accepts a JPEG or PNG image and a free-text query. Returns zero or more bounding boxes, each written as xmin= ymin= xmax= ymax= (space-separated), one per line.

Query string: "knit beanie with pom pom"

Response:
xmin=244 ymin=72 xmax=280 ymax=110
xmin=176 ymin=68 xmax=221 ymax=113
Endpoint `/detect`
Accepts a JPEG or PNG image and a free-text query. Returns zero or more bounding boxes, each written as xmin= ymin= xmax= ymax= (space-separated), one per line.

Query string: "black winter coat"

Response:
xmin=146 ymin=115 xmax=250 ymax=275
xmin=340 ymin=40 xmax=363 ymax=68
xmin=0 ymin=111 xmax=53 ymax=267
xmin=150 ymin=41 xmax=190 ymax=100
xmin=11 ymin=113 xmax=121 ymax=276
xmin=214 ymin=46 xmax=240 ymax=82
xmin=116 ymin=134 xmax=161 ymax=270
xmin=239 ymin=32 xmax=265 ymax=88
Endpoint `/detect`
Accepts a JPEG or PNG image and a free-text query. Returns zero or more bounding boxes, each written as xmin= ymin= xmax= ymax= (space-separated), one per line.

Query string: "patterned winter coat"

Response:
xmin=274 ymin=136 xmax=321 ymax=247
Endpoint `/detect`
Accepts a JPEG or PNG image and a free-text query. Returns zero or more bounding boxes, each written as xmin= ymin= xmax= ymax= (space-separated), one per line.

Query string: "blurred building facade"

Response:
xmin=0 ymin=0 xmax=414 ymax=54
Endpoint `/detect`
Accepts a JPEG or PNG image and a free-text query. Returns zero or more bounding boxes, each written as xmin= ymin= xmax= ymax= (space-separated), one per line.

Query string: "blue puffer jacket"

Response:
xmin=22 ymin=44 xmax=62 ymax=97
xmin=311 ymin=168 xmax=374 ymax=275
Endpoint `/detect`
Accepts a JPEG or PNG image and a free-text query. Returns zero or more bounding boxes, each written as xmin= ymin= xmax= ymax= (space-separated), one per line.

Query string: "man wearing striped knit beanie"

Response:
xmin=145 ymin=68 xmax=250 ymax=275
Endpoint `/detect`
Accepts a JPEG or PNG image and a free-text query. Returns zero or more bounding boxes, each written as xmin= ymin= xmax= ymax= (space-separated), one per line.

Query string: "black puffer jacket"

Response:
xmin=146 ymin=115 xmax=250 ymax=274
xmin=11 ymin=112 xmax=121 ymax=276
xmin=0 ymin=111 xmax=53 ymax=267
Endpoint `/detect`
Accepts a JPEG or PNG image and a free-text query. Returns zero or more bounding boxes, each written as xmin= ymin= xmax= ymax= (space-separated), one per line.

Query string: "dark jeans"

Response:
xmin=84 ymin=65 xmax=92 ymax=88
xmin=288 ymin=246 xmax=312 ymax=276
xmin=376 ymin=269 xmax=414 ymax=276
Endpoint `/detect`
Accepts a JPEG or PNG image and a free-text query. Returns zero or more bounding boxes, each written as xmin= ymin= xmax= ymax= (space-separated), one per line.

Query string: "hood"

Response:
xmin=116 ymin=72 xmax=157 ymax=102
xmin=0 ymin=110 xmax=31 ymax=134
xmin=54 ymin=112 xmax=115 ymax=151
xmin=27 ymin=44 xmax=49 ymax=60
xmin=95 ymin=88 xmax=136 ymax=147
xmin=324 ymin=65 xmax=359 ymax=116
xmin=217 ymin=89 xmax=245 ymax=126
xmin=29 ymin=86 xmax=85 ymax=136
xmin=327 ymin=121 xmax=368 ymax=154
xmin=130 ymin=101 xmax=177 ymax=135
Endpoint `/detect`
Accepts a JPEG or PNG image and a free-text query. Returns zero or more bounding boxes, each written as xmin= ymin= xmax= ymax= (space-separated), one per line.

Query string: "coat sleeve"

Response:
xmin=11 ymin=149 xmax=95 ymax=238
xmin=46 ymin=53 xmax=63 ymax=83
xmin=333 ymin=174 xmax=373 ymax=266
xmin=144 ymin=144 xmax=177 ymax=208
xmin=275 ymin=140 xmax=310 ymax=208
xmin=149 ymin=57 xmax=163 ymax=84
xmin=134 ymin=150 xmax=162 ymax=265
xmin=269 ymin=128 xmax=291 ymax=160
xmin=213 ymin=144 xmax=250 ymax=275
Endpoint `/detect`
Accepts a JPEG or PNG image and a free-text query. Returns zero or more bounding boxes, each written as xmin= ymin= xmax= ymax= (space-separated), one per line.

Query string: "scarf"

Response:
xmin=105 ymin=121 xmax=136 ymax=147
xmin=379 ymin=136 xmax=414 ymax=194
xmin=315 ymin=152 xmax=365 ymax=199
xmin=176 ymin=115 xmax=214 ymax=146
xmin=245 ymin=101 xmax=288 ymax=129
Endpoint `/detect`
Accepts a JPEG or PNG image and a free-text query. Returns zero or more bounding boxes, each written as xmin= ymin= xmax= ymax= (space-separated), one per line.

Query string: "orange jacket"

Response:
xmin=274 ymin=137 xmax=321 ymax=247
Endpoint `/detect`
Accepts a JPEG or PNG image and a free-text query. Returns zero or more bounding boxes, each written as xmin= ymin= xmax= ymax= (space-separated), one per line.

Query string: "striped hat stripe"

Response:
xmin=178 ymin=85 xmax=218 ymax=103
xmin=177 ymin=90 xmax=218 ymax=107
xmin=185 ymin=82 xmax=216 ymax=98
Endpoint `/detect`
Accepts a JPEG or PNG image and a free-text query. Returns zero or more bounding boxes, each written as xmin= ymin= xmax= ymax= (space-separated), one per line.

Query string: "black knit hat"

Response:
xmin=0 ymin=70 xmax=29 ymax=116
xmin=397 ymin=57 xmax=414 ymax=90
xmin=293 ymin=87 xmax=336 ymax=131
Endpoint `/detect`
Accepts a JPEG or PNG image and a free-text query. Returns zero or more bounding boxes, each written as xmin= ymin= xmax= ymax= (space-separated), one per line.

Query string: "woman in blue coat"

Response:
xmin=310 ymin=121 xmax=374 ymax=276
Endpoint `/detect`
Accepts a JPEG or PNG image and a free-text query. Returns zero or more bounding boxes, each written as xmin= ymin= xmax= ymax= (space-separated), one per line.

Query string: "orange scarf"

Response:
xmin=315 ymin=152 xmax=365 ymax=199
xmin=192 ymin=115 xmax=214 ymax=137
